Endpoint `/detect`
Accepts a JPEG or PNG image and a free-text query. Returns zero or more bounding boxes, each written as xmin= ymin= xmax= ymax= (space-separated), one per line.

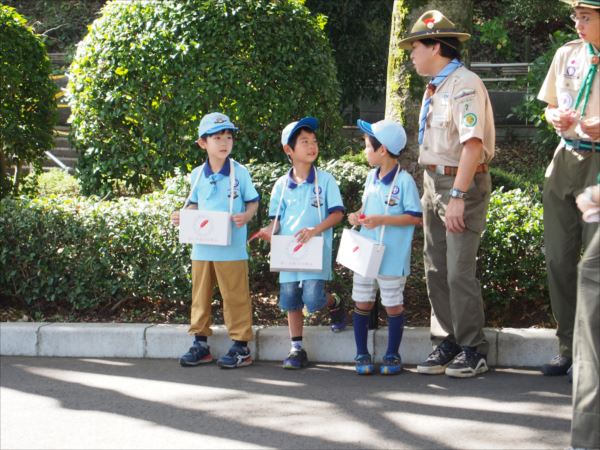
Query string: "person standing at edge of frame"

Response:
xmin=396 ymin=10 xmax=496 ymax=378
xmin=536 ymin=0 xmax=600 ymax=377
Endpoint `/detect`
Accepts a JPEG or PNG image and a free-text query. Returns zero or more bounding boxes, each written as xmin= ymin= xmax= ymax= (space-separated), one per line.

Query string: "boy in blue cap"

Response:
xmin=256 ymin=117 xmax=346 ymax=369
xmin=171 ymin=112 xmax=260 ymax=369
xmin=348 ymin=119 xmax=422 ymax=375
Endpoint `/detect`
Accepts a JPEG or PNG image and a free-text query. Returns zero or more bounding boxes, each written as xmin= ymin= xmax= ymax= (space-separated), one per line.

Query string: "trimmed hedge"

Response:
xmin=0 ymin=4 xmax=57 ymax=198
xmin=0 ymin=160 xmax=547 ymax=322
xmin=68 ymin=0 xmax=343 ymax=196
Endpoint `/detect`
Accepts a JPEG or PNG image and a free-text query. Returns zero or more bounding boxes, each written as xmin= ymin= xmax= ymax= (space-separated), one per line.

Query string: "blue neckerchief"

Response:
xmin=418 ymin=59 xmax=463 ymax=145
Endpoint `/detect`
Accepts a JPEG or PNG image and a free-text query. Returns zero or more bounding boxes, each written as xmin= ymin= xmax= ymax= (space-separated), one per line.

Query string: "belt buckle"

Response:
xmin=571 ymin=139 xmax=580 ymax=150
xmin=435 ymin=165 xmax=445 ymax=175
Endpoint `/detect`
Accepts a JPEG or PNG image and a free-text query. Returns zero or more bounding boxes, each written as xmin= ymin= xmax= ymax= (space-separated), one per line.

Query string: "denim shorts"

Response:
xmin=279 ymin=279 xmax=326 ymax=313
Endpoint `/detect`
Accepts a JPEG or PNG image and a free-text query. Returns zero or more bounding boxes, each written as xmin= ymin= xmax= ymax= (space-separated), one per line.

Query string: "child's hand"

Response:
xmin=255 ymin=225 xmax=274 ymax=242
xmin=170 ymin=210 xmax=180 ymax=226
xmin=232 ymin=211 xmax=252 ymax=228
xmin=348 ymin=212 xmax=362 ymax=226
xmin=359 ymin=214 xmax=383 ymax=229
xmin=294 ymin=227 xmax=317 ymax=244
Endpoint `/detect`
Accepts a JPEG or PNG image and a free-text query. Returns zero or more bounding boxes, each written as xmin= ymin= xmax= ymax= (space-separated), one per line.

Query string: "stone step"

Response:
xmin=53 ymin=136 xmax=70 ymax=148
xmin=43 ymin=155 xmax=77 ymax=169
xmin=49 ymin=148 xmax=76 ymax=158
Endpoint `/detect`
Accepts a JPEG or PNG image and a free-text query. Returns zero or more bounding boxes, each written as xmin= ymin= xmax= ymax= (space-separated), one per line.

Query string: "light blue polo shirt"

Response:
xmin=268 ymin=167 xmax=344 ymax=283
xmin=188 ymin=157 xmax=259 ymax=261
xmin=360 ymin=166 xmax=422 ymax=277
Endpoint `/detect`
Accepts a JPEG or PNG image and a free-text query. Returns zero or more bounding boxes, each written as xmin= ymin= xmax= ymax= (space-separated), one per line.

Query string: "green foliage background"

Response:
xmin=0 ymin=4 xmax=56 ymax=198
xmin=67 ymin=0 xmax=343 ymax=197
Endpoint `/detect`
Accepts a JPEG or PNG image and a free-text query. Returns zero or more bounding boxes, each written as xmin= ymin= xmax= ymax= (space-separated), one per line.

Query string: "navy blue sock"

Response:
xmin=386 ymin=313 xmax=405 ymax=356
xmin=194 ymin=335 xmax=208 ymax=347
xmin=353 ymin=307 xmax=371 ymax=355
xmin=234 ymin=340 xmax=248 ymax=348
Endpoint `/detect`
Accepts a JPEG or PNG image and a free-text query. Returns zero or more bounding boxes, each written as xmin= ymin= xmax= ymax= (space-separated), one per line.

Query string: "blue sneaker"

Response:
xmin=179 ymin=342 xmax=213 ymax=367
xmin=217 ymin=344 xmax=253 ymax=369
xmin=355 ymin=353 xmax=374 ymax=375
xmin=283 ymin=348 xmax=308 ymax=369
xmin=380 ymin=353 xmax=402 ymax=375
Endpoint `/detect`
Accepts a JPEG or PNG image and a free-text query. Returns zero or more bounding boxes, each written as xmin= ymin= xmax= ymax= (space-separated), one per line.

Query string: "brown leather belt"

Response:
xmin=424 ymin=163 xmax=489 ymax=176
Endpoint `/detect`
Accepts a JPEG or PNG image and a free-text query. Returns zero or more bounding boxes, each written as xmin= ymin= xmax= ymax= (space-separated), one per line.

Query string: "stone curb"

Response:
xmin=0 ymin=323 xmax=558 ymax=367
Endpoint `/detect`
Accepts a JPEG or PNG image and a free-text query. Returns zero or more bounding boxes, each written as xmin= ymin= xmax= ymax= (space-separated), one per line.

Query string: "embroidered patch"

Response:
xmin=454 ymin=88 xmax=476 ymax=101
xmin=463 ymin=113 xmax=477 ymax=127
xmin=559 ymin=92 xmax=573 ymax=109
xmin=566 ymin=66 xmax=577 ymax=76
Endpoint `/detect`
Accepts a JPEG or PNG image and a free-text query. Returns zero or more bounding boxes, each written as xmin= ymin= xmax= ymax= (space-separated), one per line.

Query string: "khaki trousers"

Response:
xmin=543 ymin=147 xmax=599 ymax=358
xmin=422 ymin=170 xmax=491 ymax=354
xmin=571 ymin=229 xmax=600 ymax=449
xmin=189 ymin=260 xmax=253 ymax=342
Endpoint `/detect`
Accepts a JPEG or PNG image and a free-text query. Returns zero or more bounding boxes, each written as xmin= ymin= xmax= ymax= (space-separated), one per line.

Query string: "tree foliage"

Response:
xmin=0 ymin=4 xmax=56 ymax=198
xmin=68 ymin=0 xmax=343 ymax=196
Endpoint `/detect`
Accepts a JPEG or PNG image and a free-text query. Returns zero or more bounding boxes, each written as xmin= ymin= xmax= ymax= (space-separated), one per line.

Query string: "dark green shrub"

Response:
xmin=479 ymin=187 xmax=547 ymax=319
xmin=0 ymin=5 xmax=57 ymax=198
xmin=68 ymin=0 xmax=343 ymax=197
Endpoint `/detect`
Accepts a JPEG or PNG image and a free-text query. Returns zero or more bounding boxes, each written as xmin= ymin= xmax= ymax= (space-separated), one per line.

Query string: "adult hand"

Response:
xmin=445 ymin=198 xmax=466 ymax=233
xmin=548 ymin=108 xmax=577 ymax=133
xmin=580 ymin=117 xmax=600 ymax=141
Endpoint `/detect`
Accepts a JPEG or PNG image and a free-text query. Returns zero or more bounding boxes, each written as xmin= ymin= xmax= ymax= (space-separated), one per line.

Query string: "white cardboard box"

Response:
xmin=336 ymin=228 xmax=385 ymax=278
xmin=270 ymin=235 xmax=323 ymax=272
xmin=179 ymin=209 xmax=231 ymax=245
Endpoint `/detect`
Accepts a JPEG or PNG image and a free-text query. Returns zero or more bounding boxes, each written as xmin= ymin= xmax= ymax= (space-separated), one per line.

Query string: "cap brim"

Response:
xmin=397 ymin=32 xmax=471 ymax=50
xmin=200 ymin=124 xmax=238 ymax=137
xmin=560 ymin=0 xmax=600 ymax=8
xmin=284 ymin=117 xmax=319 ymax=145
xmin=356 ymin=119 xmax=375 ymax=137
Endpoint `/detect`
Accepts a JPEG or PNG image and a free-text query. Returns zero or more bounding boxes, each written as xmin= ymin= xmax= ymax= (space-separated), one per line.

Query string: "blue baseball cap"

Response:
xmin=281 ymin=117 xmax=319 ymax=146
xmin=357 ymin=119 xmax=407 ymax=155
xmin=198 ymin=112 xmax=238 ymax=138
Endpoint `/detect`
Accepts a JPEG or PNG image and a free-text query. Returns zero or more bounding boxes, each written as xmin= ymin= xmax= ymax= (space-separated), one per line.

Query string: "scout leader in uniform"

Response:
xmin=537 ymin=0 xmax=600 ymax=377
xmin=397 ymin=10 xmax=495 ymax=378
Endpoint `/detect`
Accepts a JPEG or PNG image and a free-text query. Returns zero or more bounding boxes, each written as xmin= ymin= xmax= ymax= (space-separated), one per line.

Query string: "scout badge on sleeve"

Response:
xmin=336 ymin=167 xmax=400 ymax=278
xmin=179 ymin=160 xmax=235 ymax=245
xmin=270 ymin=167 xmax=324 ymax=272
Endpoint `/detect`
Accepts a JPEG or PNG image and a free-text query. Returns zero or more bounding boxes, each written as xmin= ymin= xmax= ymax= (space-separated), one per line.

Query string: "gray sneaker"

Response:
xmin=417 ymin=339 xmax=461 ymax=375
xmin=541 ymin=355 xmax=572 ymax=376
xmin=445 ymin=347 xmax=488 ymax=378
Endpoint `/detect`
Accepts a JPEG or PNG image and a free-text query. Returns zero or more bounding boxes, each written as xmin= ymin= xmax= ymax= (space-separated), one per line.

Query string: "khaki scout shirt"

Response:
xmin=538 ymin=39 xmax=600 ymax=142
xmin=418 ymin=66 xmax=495 ymax=166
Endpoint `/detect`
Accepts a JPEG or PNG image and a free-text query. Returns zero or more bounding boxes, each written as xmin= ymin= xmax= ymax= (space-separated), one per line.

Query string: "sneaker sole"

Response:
xmin=356 ymin=364 xmax=375 ymax=375
xmin=179 ymin=356 xmax=214 ymax=367
xmin=283 ymin=362 xmax=308 ymax=370
xmin=445 ymin=363 xmax=489 ymax=378
xmin=380 ymin=366 xmax=402 ymax=375
xmin=217 ymin=357 xmax=253 ymax=369
xmin=416 ymin=364 xmax=448 ymax=375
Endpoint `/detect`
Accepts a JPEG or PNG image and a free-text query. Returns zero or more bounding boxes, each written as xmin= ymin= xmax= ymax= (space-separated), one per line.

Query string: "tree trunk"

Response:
xmin=386 ymin=0 xmax=473 ymax=173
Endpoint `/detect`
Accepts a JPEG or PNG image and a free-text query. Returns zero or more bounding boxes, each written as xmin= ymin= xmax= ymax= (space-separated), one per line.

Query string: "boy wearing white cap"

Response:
xmin=348 ymin=119 xmax=422 ymax=375
xmin=171 ymin=112 xmax=259 ymax=369
xmin=257 ymin=117 xmax=346 ymax=369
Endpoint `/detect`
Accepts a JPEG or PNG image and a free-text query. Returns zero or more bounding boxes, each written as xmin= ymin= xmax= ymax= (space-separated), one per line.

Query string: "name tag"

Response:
xmin=179 ymin=209 xmax=232 ymax=246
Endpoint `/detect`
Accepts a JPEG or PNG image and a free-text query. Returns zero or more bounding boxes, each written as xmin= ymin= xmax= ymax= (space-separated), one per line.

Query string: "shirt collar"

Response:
xmin=203 ymin=157 xmax=231 ymax=177
xmin=374 ymin=165 xmax=399 ymax=185
xmin=287 ymin=165 xmax=316 ymax=189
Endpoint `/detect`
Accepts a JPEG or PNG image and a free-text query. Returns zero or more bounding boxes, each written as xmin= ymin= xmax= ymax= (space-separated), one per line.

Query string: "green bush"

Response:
xmin=68 ymin=0 xmax=343 ymax=197
xmin=479 ymin=187 xmax=547 ymax=318
xmin=0 ymin=5 xmax=57 ymax=198
xmin=34 ymin=168 xmax=81 ymax=196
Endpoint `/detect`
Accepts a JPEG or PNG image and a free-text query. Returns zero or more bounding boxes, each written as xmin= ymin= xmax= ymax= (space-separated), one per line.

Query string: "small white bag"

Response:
xmin=336 ymin=166 xmax=400 ymax=278
xmin=270 ymin=167 xmax=324 ymax=272
xmin=179 ymin=160 xmax=234 ymax=246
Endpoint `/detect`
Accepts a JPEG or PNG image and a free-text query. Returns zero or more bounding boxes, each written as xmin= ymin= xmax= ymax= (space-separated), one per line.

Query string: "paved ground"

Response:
xmin=1 ymin=357 xmax=572 ymax=449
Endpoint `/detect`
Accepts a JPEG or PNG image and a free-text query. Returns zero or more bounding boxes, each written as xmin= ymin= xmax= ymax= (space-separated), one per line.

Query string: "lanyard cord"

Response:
xmin=573 ymin=43 xmax=599 ymax=119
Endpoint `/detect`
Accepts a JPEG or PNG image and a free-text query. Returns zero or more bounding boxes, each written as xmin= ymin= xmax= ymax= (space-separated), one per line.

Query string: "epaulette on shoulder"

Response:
xmin=564 ymin=38 xmax=584 ymax=47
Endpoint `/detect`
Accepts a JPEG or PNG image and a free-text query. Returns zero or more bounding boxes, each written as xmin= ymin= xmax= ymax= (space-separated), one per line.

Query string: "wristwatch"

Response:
xmin=450 ymin=188 xmax=467 ymax=199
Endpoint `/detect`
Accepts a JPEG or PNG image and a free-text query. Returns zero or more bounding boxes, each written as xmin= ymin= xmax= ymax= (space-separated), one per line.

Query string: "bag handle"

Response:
xmin=183 ymin=159 xmax=235 ymax=215
xmin=272 ymin=166 xmax=321 ymax=239
xmin=360 ymin=165 xmax=401 ymax=245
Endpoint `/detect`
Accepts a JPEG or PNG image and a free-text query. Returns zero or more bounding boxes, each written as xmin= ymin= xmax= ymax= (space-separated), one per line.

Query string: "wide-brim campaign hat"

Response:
xmin=397 ymin=10 xmax=471 ymax=50
xmin=357 ymin=119 xmax=407 ymax=155
xmin=198 ymin=112 xmax=238 ymax=138
xmin=281 ymin=117 xmax=319 ymax=146
xmin=560 ymin=0 xmax=600 ymax=9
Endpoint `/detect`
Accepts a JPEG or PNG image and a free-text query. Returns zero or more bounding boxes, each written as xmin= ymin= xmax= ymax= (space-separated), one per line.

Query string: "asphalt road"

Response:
xmin=0 ymin=357 xmax=572 ymax=449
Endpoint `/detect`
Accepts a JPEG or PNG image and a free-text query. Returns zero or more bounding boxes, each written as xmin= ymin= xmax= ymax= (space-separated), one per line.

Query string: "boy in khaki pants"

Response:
xmin=171 ymin=112 xmax=259 ymax=369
